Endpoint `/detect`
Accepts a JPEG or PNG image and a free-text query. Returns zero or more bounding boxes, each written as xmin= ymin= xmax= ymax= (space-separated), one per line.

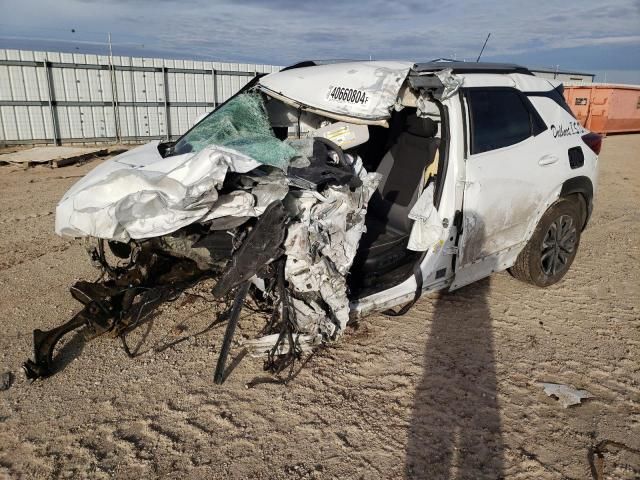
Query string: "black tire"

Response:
xmin=509 ymin=197 xmax=582 ymax=287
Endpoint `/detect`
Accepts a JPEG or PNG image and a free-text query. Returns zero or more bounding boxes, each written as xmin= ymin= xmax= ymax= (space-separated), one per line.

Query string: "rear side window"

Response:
xmin=468 ymin=89 xmax=538 ymax=154
xmin=527 ymin=86 xmax=576 ymax=117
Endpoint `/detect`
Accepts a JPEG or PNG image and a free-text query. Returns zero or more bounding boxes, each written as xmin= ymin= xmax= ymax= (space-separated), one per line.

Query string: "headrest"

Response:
xmin=405 ymin=115 xmax=438 ymax=138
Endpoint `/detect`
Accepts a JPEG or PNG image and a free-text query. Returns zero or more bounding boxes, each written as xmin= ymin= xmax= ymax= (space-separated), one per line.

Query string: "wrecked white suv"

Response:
xmin=25 ymin=61 xmax=600 ymax=383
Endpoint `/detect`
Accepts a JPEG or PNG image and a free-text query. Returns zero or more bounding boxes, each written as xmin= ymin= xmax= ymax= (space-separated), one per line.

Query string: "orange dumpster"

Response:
xmin=564 ymin=84 xmax=640 ymax=134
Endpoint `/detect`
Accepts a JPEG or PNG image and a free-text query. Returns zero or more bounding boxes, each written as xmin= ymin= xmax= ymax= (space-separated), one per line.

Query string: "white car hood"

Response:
xmin=258 ymin=61 xmax=413 ymax=122
xmin=55 ymin=141 xmax=263 ymax=241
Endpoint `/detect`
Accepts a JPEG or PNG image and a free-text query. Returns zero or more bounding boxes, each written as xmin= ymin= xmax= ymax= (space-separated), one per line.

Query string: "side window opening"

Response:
xmin=467 ymin=89 xmax=533 ymax=154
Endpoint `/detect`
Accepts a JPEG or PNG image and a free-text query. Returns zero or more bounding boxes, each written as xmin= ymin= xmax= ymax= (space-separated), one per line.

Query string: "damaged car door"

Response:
xmin=453 ymin=86 xmax=557 ymax=289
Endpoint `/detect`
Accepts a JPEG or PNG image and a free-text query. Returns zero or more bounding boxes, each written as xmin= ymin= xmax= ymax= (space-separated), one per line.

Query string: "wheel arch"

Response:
xmin=559 ymin=176 xmax=594 ymax=230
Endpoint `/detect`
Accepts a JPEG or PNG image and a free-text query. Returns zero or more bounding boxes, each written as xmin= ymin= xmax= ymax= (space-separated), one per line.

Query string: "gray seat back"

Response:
xmin=371 ymin=116 xmax=440 ymax=233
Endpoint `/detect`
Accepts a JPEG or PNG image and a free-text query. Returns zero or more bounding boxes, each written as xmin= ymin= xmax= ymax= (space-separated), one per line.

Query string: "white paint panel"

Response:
xmin=16 ymin=106 xmax=34 ymax=139
xmin=35 ymin=64 xmax=49 ymax=101
xmin=51 ymin=67 xmax=66 ymax=101
xmin=9 ymin=65 xmax=27 ymax=101
xmin=258 ymin=61 xmax=411 ymax=120
xmin=27 ymin=105 xmax=45 ymax=139
xmin=76 ymin=65 xmax=91 ymax=101
xmin=22 ymin=65 xmax=41 ymax=101
xmin=56 ymin=106 xmax=69 ymax=138
xmin=147 ymin=106 xmax=160 ymax=136
xmin=67 ymin=106 xmax=83 ymax=138
xmin=86 ymin=69 xmax=104 ymax=102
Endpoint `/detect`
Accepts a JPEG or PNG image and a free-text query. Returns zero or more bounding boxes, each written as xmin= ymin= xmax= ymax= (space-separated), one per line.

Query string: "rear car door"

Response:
xmin=452 ymin=87 xmax=566 ymax=289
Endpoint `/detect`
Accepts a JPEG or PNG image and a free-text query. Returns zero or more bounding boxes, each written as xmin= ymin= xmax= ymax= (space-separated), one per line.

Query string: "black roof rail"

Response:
xmin=281 ymin=60 xmax=534 ymax=76
xmin=413 ymin=61 xmax=533 ymax=75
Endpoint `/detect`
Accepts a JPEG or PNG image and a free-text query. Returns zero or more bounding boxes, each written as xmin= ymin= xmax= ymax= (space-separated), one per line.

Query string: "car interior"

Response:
xmin=348 ymin=107 xmax=443 ymax=297
xmin=262 ymin=95 xmax=447 ymax=298
xmin=161 ymin=86 xmax=446 ymax=300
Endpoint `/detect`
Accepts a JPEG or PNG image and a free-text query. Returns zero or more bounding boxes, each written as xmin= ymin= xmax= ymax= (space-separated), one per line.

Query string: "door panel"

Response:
xmin=453 ymin=88 xmax=578 ymax=290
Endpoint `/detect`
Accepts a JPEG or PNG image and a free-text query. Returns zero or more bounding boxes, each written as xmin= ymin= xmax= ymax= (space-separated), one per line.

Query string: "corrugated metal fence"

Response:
xmin=0 ymin=49 xmax=282 ymax=145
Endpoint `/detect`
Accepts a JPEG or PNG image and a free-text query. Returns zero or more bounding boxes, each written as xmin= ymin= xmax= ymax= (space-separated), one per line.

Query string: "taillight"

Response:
xmin=581 ymin=132 xmax=602 ymax=155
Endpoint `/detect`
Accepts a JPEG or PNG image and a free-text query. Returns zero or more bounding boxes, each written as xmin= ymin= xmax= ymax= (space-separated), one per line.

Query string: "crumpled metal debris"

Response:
xmin=24 ymin=249 xmax=209 ymax=379
xmin=539 ymin=382 xmax=594 ymax=408
xmin=29 ymin=117 xmax=380 ymax=383
xmin=286 ymin=138 xmax=314 ymax=168
xmin=434 ymin=68 xmax=463 ymax=100
xmin=416 ymin=94 xmax=441 ymax=119
xmin=282 ymin=166 xmax=380 ymax=340
xmin=56 ymin=93 xmax=303 ymax=243
xmin=212 ymin=200 xmax=289 ymax=298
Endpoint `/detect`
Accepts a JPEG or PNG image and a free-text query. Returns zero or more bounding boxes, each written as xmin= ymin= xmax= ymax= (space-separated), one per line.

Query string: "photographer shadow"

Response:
xmin=406 ymin=217 xmax=504 ymax=479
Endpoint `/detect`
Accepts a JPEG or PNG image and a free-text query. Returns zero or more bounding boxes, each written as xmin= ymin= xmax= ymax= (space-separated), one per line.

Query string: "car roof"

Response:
xmin=413 ymin=61 xmax=533 ymax=75
xmin=259 ymin=61 xmax=414 ymax=123
xmin=258 ymin=60 xmax=556 ymax=123
xmin=284 ymin=59 xmax=533 ymax=76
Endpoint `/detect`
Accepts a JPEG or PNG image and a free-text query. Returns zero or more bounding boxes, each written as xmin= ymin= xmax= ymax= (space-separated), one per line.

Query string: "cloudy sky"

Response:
xmin=1 ymin=0 xmax=639 ymax=82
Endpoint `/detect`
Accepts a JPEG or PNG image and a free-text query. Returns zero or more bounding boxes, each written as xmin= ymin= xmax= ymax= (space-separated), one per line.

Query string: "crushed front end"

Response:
xmin=25 ymin=87 xmax=383 ymax=383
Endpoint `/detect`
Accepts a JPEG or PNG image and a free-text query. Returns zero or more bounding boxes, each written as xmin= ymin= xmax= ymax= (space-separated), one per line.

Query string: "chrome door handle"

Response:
xmin=538 ymin=154 xmax=559 ymax=166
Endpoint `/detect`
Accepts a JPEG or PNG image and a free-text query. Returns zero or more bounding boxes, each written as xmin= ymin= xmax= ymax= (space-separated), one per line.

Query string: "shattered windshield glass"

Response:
xmin=173 ymin=92 xmax=296 ymax=170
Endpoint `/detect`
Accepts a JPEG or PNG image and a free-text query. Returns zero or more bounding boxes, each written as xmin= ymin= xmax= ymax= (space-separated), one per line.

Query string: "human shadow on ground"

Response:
xmin=405 ymin=277 xmax=504 ymax=479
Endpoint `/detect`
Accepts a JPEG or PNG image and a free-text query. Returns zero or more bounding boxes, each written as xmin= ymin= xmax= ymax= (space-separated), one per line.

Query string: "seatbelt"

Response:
xmin=422 ymin=147 xmax=439 ymax=188
xmin=382 ymin=250 xmax=429 ymax=317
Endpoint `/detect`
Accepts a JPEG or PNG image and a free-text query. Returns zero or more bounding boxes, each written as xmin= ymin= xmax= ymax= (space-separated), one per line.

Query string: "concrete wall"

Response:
xmin=0 ymin=49 xmax=282 ymax=145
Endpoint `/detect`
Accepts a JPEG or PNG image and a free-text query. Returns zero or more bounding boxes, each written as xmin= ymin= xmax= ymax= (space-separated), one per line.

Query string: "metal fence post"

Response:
xmin=163 ymin=66 xmax=170 ymax=141
xmin=43 ymin=61 xmax=61 ymax=145
xmin=130 ymin=65 xmax=138 ymax=142
xmin=212 ymin=68 xmax=218 ymax=108
xmin=108 ymin=59 xmax=121 ymax=143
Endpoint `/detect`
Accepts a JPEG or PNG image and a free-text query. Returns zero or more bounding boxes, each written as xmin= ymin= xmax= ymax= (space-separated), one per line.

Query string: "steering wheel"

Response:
xmin=312 ymin=136 xmax=356 ymax=173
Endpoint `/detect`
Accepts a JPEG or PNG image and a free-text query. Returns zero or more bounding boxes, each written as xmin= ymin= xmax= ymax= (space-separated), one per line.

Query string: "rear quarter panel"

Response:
xmin=527 ymin=94 xmax=598 ymax=221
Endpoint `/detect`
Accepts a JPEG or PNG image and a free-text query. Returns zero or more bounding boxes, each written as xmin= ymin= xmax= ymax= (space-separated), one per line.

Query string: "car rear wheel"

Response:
xmin=509 ymin=197 xmax=582 ymax=287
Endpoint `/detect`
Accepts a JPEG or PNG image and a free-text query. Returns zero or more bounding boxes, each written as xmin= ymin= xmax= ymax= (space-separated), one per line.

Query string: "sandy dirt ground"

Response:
xmin=0 ymin=135 xmax=638 ymax=480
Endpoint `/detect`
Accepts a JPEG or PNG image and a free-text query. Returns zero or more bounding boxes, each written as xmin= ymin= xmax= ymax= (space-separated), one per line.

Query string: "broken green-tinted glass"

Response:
xmin=175 ymin=93 xmax=296 ymax=170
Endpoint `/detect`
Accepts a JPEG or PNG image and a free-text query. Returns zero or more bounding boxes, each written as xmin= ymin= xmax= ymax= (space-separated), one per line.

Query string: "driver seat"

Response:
xmin=352 ymin=115 xmax=439 ymax=280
